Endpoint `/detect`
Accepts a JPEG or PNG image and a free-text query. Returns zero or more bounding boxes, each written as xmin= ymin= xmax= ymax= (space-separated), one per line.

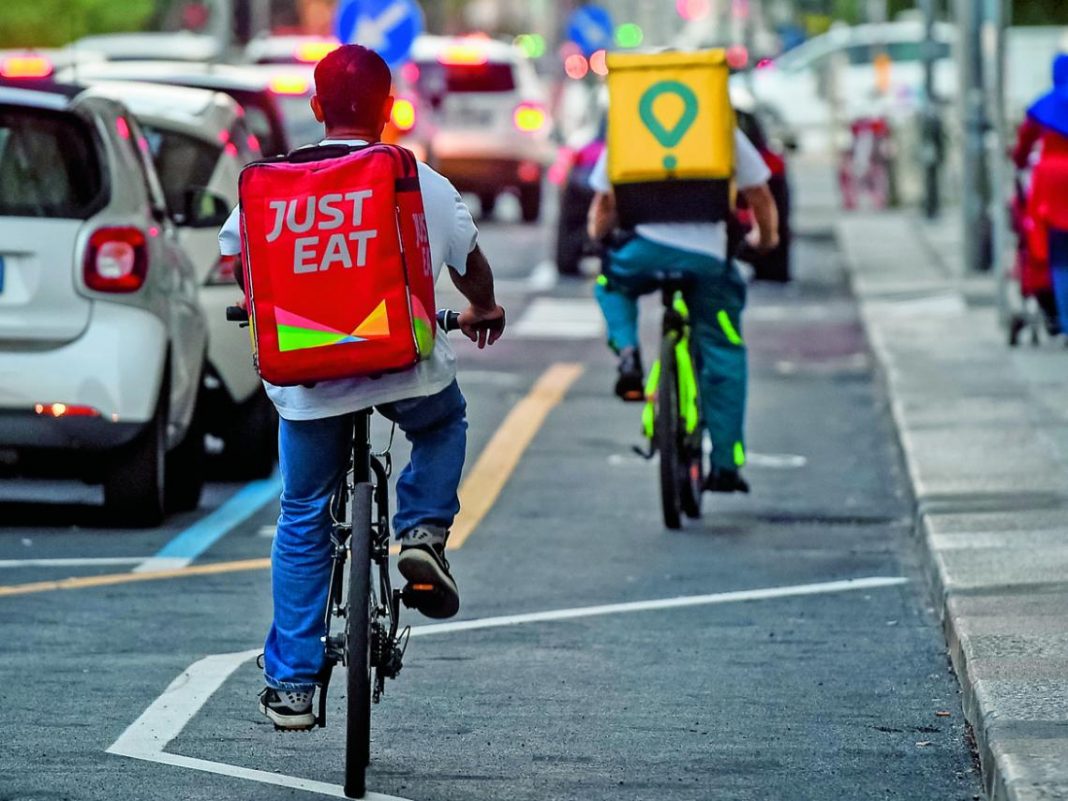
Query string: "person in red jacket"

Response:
xmin=1014 ymin=53 xmax=1068 ymax=334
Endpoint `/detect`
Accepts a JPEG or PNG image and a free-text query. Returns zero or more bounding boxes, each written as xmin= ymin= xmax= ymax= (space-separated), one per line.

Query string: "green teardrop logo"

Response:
xmin=638 ymin=80 xmax=699 ymax=171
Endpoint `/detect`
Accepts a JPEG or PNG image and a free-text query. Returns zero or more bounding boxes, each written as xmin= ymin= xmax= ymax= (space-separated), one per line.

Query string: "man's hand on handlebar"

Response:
xmin=458 ymin=304 xmax=506 ymax=349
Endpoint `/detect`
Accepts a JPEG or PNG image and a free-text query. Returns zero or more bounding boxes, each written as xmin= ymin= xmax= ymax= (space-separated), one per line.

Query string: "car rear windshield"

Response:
xmin=416 ymin=61 xmax=516 ymax=94
xmin=141 ymin=124 xmax=221 ymax=214
xmin=0 ymin=106 xmax=104 ymax=218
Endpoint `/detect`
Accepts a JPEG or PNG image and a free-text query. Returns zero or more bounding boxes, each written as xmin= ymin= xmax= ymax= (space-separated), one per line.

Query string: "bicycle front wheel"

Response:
xmin=344 ymin=481 xmax=374 ymax=798
xmin=656 ymin=336 xmax=683 ymax=530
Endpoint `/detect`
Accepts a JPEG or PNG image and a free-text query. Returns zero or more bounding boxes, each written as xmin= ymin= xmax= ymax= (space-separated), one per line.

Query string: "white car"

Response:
xmin=0 ymin=83 xmax=207 ymax=524
xmin=741 ymin=21 xmax=956 ymax=144
xmin=410 ymin=35 xmax=555 ymax=222
xmin=80 ymin=81 xmax=278 ymax=477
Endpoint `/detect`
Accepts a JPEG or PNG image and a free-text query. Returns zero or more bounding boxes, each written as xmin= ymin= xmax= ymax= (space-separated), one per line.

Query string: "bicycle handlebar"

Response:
xmin=225 ymin=305 xmax=462 ymax=333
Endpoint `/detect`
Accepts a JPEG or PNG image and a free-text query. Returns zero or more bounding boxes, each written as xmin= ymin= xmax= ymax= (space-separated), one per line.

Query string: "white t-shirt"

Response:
xmin=589 ymin=128 xmax=771 ymax=260
xmin=218 ymin=139 xmax=478 ymax=421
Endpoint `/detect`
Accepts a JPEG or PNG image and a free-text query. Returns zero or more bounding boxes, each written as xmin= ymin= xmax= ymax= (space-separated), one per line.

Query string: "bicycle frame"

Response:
xmin=318 ymin=411 xmax=407 ymax=727
xmin=642 ymin=290 xmax=700 ymax=442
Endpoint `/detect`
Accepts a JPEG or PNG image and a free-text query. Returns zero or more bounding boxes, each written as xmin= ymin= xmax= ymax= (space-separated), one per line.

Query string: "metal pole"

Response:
xmin=956 ymin=0 xmax=993 ymax=272
xmin=918 ymin=0 xmax=941 ymax=218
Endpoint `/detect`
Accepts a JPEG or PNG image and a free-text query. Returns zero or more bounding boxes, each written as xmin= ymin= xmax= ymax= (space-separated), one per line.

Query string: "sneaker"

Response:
xmin=397 ymin=525 xmax=460 ymax=619
xmin=258 ymin=686 xmax=316 ymax=730
xmin=704 ymin=468 xmax=750 ymax=494
xmin=615 ymin=348 xmax=644 ymax=402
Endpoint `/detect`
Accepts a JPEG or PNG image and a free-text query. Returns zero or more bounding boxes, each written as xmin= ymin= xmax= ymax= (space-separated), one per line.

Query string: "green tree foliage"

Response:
xmin=1012 ymin=0 xmax=1068 ymax=25
xmin=0 ymin=0 xmax=156 ymax=48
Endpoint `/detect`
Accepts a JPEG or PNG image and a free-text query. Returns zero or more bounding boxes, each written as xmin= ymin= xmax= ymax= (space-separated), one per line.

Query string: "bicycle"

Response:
xmin=638 ymin=275 xmax=704 ymax=530
xmin=227 ymin=304 xmax=461 ymax=799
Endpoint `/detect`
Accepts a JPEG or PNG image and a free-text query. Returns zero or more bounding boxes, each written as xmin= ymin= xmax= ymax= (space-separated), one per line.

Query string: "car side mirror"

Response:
xmin=178 ymin=187 xmax=231 ymax=229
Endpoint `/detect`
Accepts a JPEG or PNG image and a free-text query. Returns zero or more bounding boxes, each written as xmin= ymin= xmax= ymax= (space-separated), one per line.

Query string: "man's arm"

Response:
xmin=587 ymin=190 xmax=617 ymax=242
xmin=741 ymin=184 xmax=779 ymax=253
xmin=448 ymin=245 xmax=505 ymax=349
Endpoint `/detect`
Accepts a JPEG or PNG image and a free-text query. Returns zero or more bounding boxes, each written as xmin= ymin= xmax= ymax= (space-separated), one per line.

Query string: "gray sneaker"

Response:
xmin=258 ymin=686 xmax=316 ymax=730
xmin=397 ymin=525 xmax=459 ymax=619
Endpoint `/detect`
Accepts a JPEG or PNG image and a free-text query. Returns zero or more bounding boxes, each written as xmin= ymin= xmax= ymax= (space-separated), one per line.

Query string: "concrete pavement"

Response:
xmin=838 ymin=211 xmax=1068 ymax=801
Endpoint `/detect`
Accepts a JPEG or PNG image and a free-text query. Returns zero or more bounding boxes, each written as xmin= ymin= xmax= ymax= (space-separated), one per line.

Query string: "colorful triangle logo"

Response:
xmin=352 ymin=300 xmax=390 ymax=339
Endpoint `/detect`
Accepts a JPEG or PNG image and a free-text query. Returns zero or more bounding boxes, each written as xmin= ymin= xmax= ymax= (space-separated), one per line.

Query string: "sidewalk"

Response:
xmin=837 ymin=211 xmax=1068 ymax=801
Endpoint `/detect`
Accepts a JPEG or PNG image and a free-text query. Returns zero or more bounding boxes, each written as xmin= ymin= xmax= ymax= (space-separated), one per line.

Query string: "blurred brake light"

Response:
xmin=295 ymin=39 xmax=340 ymax=63
xmin=513 ymin=102 xmax=546 ymax=133
xmin=84 ymin=227 xmax=147 ymax=293
xmin=0 ymin=55 xmax=53 ymax=79
xmin=391 ymin=98 xmax=416 ymax=132
xmin=207 ymin=254 xmax=238 ymax=286
xmin=269 ymin=75 xmax=311 ymax=95
xmin=34 ymin=402 xmax=100 ymax=418
xmin=440 ymin=45 xmax=488 ymax=66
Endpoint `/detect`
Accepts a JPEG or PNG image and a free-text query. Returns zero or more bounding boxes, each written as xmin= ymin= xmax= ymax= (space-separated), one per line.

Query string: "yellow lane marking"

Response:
xmin=0 ymin=558 xmax=271 ymax=598
xmin=0 ymin=362 xmax=585 ymax=596
xmin=450 ymin=362 xmax=585 ymax=549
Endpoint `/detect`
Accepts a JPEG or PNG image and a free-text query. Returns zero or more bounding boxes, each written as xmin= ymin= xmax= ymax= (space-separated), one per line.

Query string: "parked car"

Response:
xmin=80 ymin=80 xmax=278 ymax=477
xmin=0 ymin=81 xmax=208 ymax=524
xmin=72 ymin=31 xmax=224 ymax=63
xmin=57 ymin=61 xmax=295 ymax=155
xmin=740 ymin=21 xmax=956 ymax=145
xmin=59 ymin=60 xmax=432 ymax=161
xmin=410 ymin=35 xmax=554 ymax=222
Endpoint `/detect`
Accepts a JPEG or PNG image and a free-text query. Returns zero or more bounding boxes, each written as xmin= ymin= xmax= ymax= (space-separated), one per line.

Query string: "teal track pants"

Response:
xmin=594 ymin=235 xmax=747 ymax=471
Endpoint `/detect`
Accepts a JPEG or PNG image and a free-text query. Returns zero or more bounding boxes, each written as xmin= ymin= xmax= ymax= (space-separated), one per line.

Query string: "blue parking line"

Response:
xmin=148 ymin=474 xmax=282 ymax=565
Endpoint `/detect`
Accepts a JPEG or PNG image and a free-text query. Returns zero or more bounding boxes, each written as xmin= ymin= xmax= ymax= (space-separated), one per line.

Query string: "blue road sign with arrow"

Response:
xmin=335 ymin=0 xmax=424 ymax=67
xmin=567 ymin=5 xmax=615 ymax=57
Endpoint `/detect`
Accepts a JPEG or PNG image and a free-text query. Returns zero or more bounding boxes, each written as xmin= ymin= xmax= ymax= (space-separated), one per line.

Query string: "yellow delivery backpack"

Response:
xmin=605 ymin=49 xmax=735 ymax=228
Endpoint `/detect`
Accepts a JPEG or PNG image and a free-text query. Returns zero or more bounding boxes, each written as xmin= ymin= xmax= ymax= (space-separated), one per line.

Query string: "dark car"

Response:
xmin=735 ymin=106 xmax=793 ymax=283
xmin=553 ymin=122 xmax=605 ymax=276
xmin=553 ymin=109 xmax=793 ymax=281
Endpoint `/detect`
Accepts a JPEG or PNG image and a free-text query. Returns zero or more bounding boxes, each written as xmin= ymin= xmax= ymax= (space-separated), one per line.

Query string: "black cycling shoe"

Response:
xmin=614 ymin=348 xmax=645 ymax=402
xmin=258 ymin=686 xmax=316 ymax=730
xmin=397 ymin=525 xmax=459 ymax=619
xmin=704 ymin=468 xmax=750 ymax=494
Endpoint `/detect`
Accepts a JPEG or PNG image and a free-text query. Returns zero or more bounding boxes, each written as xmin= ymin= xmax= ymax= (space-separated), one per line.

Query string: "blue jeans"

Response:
xmin=594 ymin=235 xmax=747 ymax=472
xmin=1050 ymin=229 xmax=1068 ymax=333
xmin=264 ymin=381 xmax=468 ymax=691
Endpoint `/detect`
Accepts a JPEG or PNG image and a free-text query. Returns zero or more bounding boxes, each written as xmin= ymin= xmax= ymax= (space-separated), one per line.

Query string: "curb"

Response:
xmin=837 ymin=212 xmax=1068 ymax=801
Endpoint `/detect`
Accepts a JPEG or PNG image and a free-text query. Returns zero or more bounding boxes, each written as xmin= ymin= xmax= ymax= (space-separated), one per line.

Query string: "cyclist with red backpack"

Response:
xmin=218 ymin=45 xmax=505 ymax=729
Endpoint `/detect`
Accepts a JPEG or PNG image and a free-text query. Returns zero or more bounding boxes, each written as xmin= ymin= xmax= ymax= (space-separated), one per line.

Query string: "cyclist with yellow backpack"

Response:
xmin=587 ymin=50 xmax=778 ymax=493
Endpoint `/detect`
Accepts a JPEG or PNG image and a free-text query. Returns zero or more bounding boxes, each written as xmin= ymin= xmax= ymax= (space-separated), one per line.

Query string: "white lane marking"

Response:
xmin=257 ymin=525 xmax=276 ymax=538
xmin=107 ymin=576 xmax=908 ymax=797
xmin=408 ymin=577 xmax=908 ymax=637
xmin=0 ymin=557 xmax=152 ymax=568
xmin=608 ymin=451 xmax=808 ymax=470
xmin=528 ymin=260 xmax=560 ymax=291
xmin=511 ymin=297 xmax=605 ymax=339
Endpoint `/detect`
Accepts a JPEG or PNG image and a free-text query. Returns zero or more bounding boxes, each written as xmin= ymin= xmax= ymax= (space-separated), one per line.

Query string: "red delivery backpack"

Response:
xmin=238 ymin=143 xmax=436 ymax=386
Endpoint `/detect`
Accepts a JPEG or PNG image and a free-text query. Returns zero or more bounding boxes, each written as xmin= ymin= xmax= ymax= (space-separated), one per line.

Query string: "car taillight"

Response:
xmin=514 ymin=102 xmax=546 ymax=133
xmin=84 ymin=227 xmax=147 ymax=293
xmin=34 ymin=402 xmax=100 ymax=418
xmin=207 ymin=254 xmax=239 ymax=286
xmin=0 ymin=55 xmax=53 ymax=79
xmin=391 ymin=98 xmax=416 ymax=132
xmin=295 ymin=39 xmax=340 ymax=63
xmin=269 ymin=75 xmax=311 ymax=95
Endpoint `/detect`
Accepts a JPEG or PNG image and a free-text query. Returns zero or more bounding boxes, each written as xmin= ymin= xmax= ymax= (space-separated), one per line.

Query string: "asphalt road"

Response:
xmin=0 ymin=189 xmax=981 ymax=801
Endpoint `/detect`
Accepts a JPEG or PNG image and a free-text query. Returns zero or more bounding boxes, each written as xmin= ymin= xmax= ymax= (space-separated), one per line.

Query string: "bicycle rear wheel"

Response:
xmin=344 ymin=481 xmax=374 ymax=799
xmin=656 ymin=336 xmax=683 ymax=530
